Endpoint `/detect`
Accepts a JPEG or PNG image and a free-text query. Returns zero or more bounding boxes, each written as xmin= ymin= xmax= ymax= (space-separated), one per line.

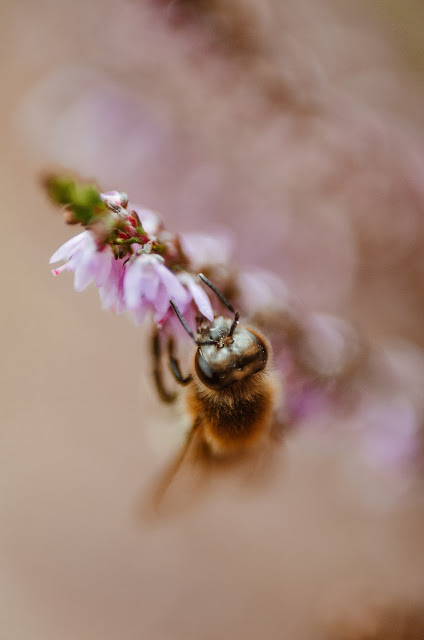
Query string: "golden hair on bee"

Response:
xmin=149 ymin=274 xmax=281 ymax=510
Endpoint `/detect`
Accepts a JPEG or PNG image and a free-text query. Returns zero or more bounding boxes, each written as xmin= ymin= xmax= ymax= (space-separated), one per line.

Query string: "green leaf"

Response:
xmin=44 ymin=174 xmax=106 ymax=225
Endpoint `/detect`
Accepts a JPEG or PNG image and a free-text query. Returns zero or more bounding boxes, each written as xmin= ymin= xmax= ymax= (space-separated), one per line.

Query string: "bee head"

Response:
xmin=195 ymin=316 xmax=268 ymax=390
xmin=170 ymin=274 xmax=268 ymax=390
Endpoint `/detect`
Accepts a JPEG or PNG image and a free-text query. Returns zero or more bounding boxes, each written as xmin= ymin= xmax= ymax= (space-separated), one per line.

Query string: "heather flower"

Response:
xmin=100 ymin=190 xmax=128 ymax=208
xmin=177 ymin=272 xmax=214 ymax=322
xmin=50 ymin=230 xmax=114 ymax=291
xmin=130 ymin=205 xmax=162 ymax=237
xmin=297 ymin=313 xmax=363 ymax=379
xmin=180 ymin=231 xmax=232 ymax=271
xmin=98 ymin=257 xmax=126 ymax=311
xmin=48 ymin=178 xmax=227 ymax=331
xmin=123 ymin=253 xmax=189 ymax=324
xmin=50 ymin=230 xmax=90 ymax=268
xmin=156 ymin=272 xmax=214 ymax=337
xmin=238 ymin=268 xmax=294 ymax=317
xmin=356 ymin=395 xmax=420 ymax=471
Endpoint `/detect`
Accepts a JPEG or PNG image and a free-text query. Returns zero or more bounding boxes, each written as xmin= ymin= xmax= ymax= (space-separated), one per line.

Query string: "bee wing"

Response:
xmin=139 ymin=419 xmax=213 ymax=518
xmin=138 ymin=414 xmax=286 ymax=520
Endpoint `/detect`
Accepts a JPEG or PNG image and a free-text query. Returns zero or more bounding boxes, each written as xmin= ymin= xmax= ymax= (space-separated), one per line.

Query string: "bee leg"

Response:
xmin=151 ymin=417 xmax=203 ymax=510
xmin=151 ymin=328 xmax=177 ymax=403
xmin=168 ymin=337 xmax=193 ymax=385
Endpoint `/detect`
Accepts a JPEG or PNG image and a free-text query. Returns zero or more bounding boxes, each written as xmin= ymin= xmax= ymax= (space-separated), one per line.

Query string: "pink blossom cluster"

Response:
xmin=50 ymin=191 xmax=213 ymax=326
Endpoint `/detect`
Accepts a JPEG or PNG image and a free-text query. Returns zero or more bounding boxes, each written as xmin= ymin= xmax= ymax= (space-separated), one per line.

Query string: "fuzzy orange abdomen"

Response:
xmin=186 ymin=374 xmax=275 ymax=456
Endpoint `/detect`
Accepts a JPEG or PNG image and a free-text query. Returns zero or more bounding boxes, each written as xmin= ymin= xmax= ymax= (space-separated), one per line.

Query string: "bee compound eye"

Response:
xmin=195 ymin=349 xmax=231 ymax=390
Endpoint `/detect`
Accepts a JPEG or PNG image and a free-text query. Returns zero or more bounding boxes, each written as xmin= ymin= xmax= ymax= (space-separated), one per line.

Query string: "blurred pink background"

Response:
xmin=1 ymin=1 xmax=424 ymax=638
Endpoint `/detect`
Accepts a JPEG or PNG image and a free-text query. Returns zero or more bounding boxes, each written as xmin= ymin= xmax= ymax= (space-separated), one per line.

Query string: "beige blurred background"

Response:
xmin=1 ymin=1 xmax=424 ymax=638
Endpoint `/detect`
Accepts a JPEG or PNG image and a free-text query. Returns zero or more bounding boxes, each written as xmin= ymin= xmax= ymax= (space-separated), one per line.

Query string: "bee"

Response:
xmin=150 ymin=274 xmax=281 ymax=507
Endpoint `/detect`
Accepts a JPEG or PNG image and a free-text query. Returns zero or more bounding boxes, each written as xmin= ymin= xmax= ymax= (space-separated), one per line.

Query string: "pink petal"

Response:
xmin=73 ymin=243 xmax=98 ymax=291
xmin=153 ymin=282 xmax=173 ymax=322
xmin=99 ymin=259 xmax=125 ymax=309
xmin=92 ymin=251 xmax=113 ymax=287
xmin=360 ymin=397 xmax=419 ymax=469
xmin=132 ymin=306 xmax=149 ymax=326
xmin=101 ymin=191 xmax=127 ymax=207
xmin=49 ymin=231 xmax=89 ymax=264
xmin=139 ymin=266 xmax=160 ymax=302
xmin=123 ymin=256 xmax=164 ymax=311
xmin=123 ymin=263 xmax=144 ymax=309
xmin=156 ymin=262 xmax=188 ymax=308
xmin=130 ymin=205 xmax=162 ymax=236
xmin=180 ymin=231 xmax=233 ymax=270
xmin=186 ymin=279 xmax=214 ymax=321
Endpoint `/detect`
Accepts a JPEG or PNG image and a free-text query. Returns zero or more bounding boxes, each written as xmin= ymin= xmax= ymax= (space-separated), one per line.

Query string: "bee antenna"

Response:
xmin=170 ymin=300 xmax=216 ymax=346
xmin=198 ymin=273 xmax=235 ymax=313
xmin=170 ymin=301 xmax=197 ymax=343
xmin=198 ymin=273 xmax=240 ymax=337
xmin=228 ymin=310 xmax=240 ymax=337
